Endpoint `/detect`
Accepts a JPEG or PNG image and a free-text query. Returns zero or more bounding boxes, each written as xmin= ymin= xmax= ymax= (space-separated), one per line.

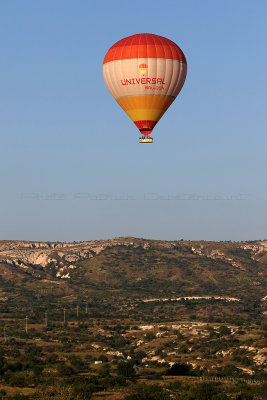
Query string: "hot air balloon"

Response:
xmin=103 ymin=33 xmax=187 ymax=143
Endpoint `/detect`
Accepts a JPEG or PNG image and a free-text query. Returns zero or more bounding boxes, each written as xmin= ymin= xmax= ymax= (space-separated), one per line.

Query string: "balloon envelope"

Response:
xmin=103 ymin=33 xmax=187 ymax=136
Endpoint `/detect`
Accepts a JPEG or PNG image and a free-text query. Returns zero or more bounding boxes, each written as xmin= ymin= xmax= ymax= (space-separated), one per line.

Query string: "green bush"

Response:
xmin=166 ymin=362 xmax=193 ymax=376
xmin=219 ymin=326 xmax=231 ymax=336
xmin=7 ymin=395 xmax=29 ymax=400
xmin=56 ymin=363 xmax=75 ymax=376
xmin=117 ymin=360 xmax=136 ymax=377
xmin=187 ymin=382 xmax=228 ymax=400
xmin=71 ymin=382 xmax=93 ymax=399
xmin=124 ymin=383 xmax=170 ymax=400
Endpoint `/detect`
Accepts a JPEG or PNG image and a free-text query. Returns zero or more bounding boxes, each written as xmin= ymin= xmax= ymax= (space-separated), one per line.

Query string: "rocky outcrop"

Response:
xmin=0 ymin=238 xmax=147 ymax=278
xmin=190 ymin=241 xmax=267 ymax=271
xmin=0 ymin=238 xmax=266 ymax=279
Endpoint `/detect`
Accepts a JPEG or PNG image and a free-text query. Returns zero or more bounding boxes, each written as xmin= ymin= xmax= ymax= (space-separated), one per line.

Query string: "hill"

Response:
xmin=0 ymin=237 xmax=266 ymax=298
xmin=0 ymin=238 xmax=266 ymax=322
xmin=0 ymin=238 xmax=266 ymax=399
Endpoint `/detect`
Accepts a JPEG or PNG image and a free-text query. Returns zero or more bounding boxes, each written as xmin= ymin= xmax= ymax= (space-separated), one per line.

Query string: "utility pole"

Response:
xmin=45 ymin=311 xmax=48 ymax=327
xmin=63 ymin=308 xmax=66 ymax=323
xmin=3 ymin=326 xmax=7 ymax=343
xmin=76 ymin=304 xmax=79 ymax=318
xmin=86 ymin=303 xmax=88 ymax=314
xmin=25 ymin=316 xmax=28 ymax=335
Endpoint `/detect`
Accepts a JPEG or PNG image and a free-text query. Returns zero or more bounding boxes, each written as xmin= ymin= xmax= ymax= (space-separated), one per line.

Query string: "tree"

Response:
xmin=125 ymin=384 xmax=170 ymax=400
xmin=145 ymin=332 xmax=156 ymax=340
xmin=187 ymin=383 xmax=228 ymax=400
xmin=69 ymin=355 xmax=85 ymax=371
xmin=235 ymin=395 xmax=253 ymax=400
xmin=33 ymin=386 xmax=75 ymax=400
xmin=166 ymin=362 xmax=193 ymax=376
xmin=57 ymin=363 xmax=74 ymax=376
xmin=117 ymin=360 xmax=136 ymax=377
xmin=72 ymin=382 xmax=93 ymax=400
xmin=219 ymin=326 xmax=231 ymax=336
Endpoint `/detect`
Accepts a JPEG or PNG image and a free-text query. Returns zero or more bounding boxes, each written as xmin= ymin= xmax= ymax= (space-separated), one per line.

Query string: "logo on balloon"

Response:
xmin=139 ymin=63 xmax=148 ymax=75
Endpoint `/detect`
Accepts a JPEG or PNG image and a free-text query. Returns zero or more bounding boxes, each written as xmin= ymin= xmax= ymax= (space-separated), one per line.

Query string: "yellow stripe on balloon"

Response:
xmin=117 ymin=96 xmax=175 ymax=112
xmin=125 ymin=108 xmax=166 ymax=122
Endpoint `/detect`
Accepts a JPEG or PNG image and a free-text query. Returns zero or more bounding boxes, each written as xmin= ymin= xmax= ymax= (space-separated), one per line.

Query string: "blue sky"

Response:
xmin=0 ymin=0 xmax=266 ymax=242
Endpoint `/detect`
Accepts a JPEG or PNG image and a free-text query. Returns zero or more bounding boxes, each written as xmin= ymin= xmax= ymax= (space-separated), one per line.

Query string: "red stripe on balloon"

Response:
xmin=134 ymin=120 xmax=157 ymax=135
xmin=103 ymin=33 xmax=186 ymax=64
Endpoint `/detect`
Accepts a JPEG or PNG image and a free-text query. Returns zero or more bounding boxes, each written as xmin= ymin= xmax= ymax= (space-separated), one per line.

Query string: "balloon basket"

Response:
xmin=139 ymin=136 xmax=153 ymax=144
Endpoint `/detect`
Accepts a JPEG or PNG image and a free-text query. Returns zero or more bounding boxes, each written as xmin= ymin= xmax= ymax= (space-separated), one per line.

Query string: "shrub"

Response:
xmin=56 ymin=363 xmax=75 ymax=376
xmin=71 ymin=382 xmax=93 ymax=399
xmin=166 ymin=362 xmax=193 ymax=376
xmin=124 ymin=383 xmax=170 ymax=400
xmin=219 ymin=326 xmax=231 ymax=336
xmin=117 ymin=361 xmax=136 ymax=377
xmin=187 ymin=382 xmax=229 ymax=400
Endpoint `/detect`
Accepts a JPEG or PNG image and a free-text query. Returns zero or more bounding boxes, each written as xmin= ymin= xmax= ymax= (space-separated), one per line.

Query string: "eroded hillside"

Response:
xmin=0 ymin=238 xmax=266 ymax=302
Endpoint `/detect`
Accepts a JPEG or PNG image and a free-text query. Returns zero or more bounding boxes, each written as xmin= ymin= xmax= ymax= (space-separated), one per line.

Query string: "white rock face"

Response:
xmin=107 ymin=351 xmax=124 ymax=357
xmin=28 ymin=253 xmax=52 ymax=266
xmin=253 ymin=349 xmax=266 ymax=365
xmin=61 ymin=273 xmax=70 ymax=279
xmin=190 ymin=241 xmax=267 ymax=271
xmin=0 ymin=237 xmax=142 ymax=274
xmin=139 ymin=325 xmax=154 ymax=330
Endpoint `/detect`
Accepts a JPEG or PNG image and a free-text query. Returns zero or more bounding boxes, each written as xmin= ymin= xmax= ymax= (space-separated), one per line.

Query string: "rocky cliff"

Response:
xmin=0 ymin=238 xmax=266 ymax=280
